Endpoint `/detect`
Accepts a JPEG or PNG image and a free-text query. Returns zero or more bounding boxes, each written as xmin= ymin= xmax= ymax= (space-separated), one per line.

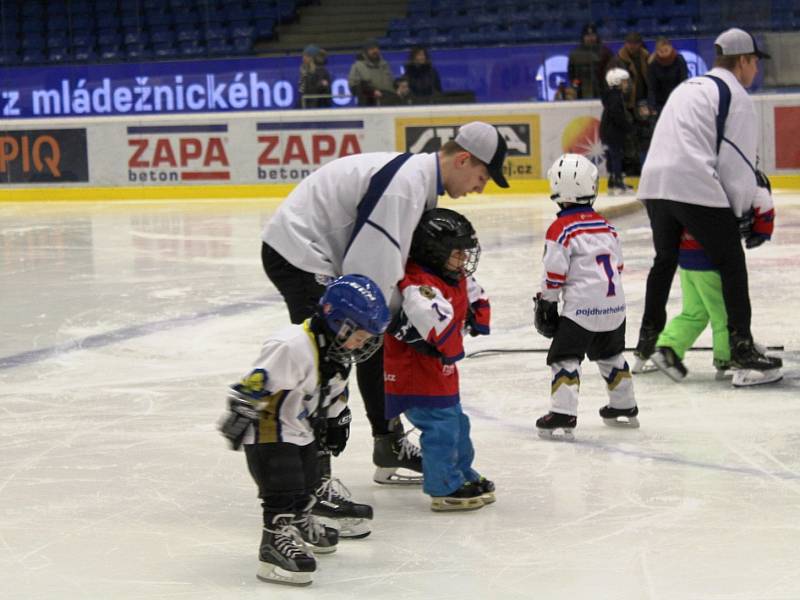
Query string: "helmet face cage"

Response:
xmin=319 ymin=275 xmax=390 ymax=365
xmin=547 ymin=153 xmax=599 ymax=206
xmin=411 ymin=208 xmax=481 ymax=283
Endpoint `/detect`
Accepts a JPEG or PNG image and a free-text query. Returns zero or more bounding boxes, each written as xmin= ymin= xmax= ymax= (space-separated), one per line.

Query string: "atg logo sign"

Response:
xmin=127 ymin=124 xmax=230 ymax=183
xmin=256 ymin=120 xmax=364 ymax=182
xmin=396 ymin=117 xmax=541 ymax=180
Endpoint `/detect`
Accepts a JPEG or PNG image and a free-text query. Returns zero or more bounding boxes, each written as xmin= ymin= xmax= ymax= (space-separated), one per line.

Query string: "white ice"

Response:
xmin=1 ymin=192 xmax=799 ymax=600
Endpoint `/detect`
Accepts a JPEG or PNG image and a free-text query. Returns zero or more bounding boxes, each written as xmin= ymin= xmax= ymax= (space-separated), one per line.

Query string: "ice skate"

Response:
xmin=293 ymin=499 xmax=339 ymax=554
xmin=373 ymin=419 xmax=423 ymax=485
xmin=430 ymin=481 xmax=485 ymax=512
xmin=632 ymin=327 xmax=660 ymax=374
xmin=257 ymin=514 xmax=315 ymax=586
xmin=474 ymin=476 xmax=496 ymax=504
xmin=536 ymin=411 xmax=577 ymax=441
xmin=599 ymin=404 xmax=640 ymax=428
xmin=730 ymin=335 xmax=783 ymax=371
xmin=732 ymin=368 xmax=783 ymax=387
xmin=651 ymin=346 xmax=688 ymax=382
xmin=714 ymin=359 xmax=732 ymax=381
xmin=312 ymin=476 xmax=373 ymax=539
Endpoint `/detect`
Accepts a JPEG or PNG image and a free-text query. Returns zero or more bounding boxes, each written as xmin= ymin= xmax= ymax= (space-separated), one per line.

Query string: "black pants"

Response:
xmin=641 ymin=199 xmax=750 ymax=337
xmin=245 ymin=442 xmax=318 ymax=522
xmin=261 ymin=242 xmax=391 ymax=436
xmin=547 ymin=318 xmax=626 ymax=365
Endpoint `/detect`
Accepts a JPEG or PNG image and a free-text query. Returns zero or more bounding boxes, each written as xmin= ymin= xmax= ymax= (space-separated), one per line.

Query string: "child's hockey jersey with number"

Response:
xmin=384 ymin=261 xmax=490 ymax=418
xmin=541 ymin=205 xmax=626 ymax=332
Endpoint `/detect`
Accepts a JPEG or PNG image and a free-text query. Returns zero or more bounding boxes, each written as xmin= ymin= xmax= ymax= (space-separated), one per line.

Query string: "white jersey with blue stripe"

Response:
xmin=262 ymin=152 xmax=440 ymax=311
xmin=541 ymin=205 xmax=626 ymax=332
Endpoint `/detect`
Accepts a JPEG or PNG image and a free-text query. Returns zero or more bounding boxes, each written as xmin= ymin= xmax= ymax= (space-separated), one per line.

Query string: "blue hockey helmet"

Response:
xmin=319 ymin=274 xmax=391 ymax=363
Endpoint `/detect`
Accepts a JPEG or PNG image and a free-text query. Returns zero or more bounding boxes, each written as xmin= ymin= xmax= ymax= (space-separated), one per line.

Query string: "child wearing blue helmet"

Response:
xmin=218 ymin=274 xmax=390 ymax=586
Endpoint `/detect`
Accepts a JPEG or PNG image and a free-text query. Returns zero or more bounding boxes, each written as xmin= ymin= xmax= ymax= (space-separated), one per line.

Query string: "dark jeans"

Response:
xmin=261 ymin=242 xmax=391 ymax=436
xmin=641 ymin=199 xmax=750 ymax=338
xmin=605 ymin=144 xmax=624 ymax=179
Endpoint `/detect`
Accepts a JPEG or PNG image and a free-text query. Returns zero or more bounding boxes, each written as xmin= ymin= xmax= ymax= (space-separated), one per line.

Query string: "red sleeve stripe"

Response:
xmin=546 ymin=271 xmax=566 ymax=281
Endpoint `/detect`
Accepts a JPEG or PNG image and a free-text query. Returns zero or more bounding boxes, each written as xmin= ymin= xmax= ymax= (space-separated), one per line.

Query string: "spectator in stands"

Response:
xmin=404 ymin=47 xmax=442 ymax=100
xmin=567 ymin=24 xmax=613 ymax=99
xmin=554 ymin=81 xmax=578 ymax=101
xmin=617 ymin=32 xmax=650 ymax=109
xmin=647 ymin=37 xmax=689 ymax=116
xmin=348 ymin=39 xmax=395 ymax=106
xmin=617 ymin=32 xmax=650 ymax=176
xmin=382 ymin=76 xmax=415 ymax=106
xmin=298 ymin=45 xmax=332 ymax=109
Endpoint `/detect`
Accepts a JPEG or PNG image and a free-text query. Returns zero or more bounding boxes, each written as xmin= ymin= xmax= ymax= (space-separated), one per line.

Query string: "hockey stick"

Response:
xmin=466 ymin=345 xmax=785 ymax=359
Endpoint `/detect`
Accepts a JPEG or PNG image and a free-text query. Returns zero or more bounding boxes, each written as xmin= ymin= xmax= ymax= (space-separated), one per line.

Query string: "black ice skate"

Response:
xmin=536 ymin=411 xmax=577 ymax=441
xmin=293 ymin=500 xmax=339 ymax=555
xmin=312 ymin=476 xmax=373 ymax=539
xmin=430 ymin=481 xmax=485 ymax=512
xmin=651 ymin=346 xmax=688 ymax=382
xmin=474 ymin=476 xmax=496 ymax=504
xmin=730 ymin=335 xmax=783 ymax=371
xmin=257 ymin=514 xmax=315 ymax=586
xmin=632 ymin=327 xmax=660 ymax=374
xmin=599 ymin=404 xmax=640 ymax=428
xmin=373 ymin=419 xmax=423 ymax=485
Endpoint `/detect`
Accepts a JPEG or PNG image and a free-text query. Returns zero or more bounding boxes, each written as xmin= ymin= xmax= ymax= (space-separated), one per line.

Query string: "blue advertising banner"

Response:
xmin=0 ymin=37 xmax=728 ymax=119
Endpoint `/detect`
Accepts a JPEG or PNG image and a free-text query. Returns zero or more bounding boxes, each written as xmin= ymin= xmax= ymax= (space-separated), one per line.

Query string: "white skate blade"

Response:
xmin=373 ymin=467 xmax=423 ymax=485
xmin=650 ymin=354 xmax=686 ymax=382
xmin=732 ymin=368 xmax=783 ymax=387
xmin=537 ymin=427 xmax=575 ymax=442
xmin=715 ymin=369 xmax=732 ymax=381
xmin=257 ymin=563 xmax=313 ymax=586
xmin=631 ymin=357 xmax=658 ymax=374
xmin=602 ymin=416 xmax=640 ymax=428
xmin=430 ymin=496 xmax=484 ymax=512
xmin=317 ymin=516 xmax=371 ymax=539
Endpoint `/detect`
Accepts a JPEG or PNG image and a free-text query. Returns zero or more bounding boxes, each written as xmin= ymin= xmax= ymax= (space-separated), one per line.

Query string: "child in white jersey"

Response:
xmin=533 ymin=154 xmax=639 ymax=440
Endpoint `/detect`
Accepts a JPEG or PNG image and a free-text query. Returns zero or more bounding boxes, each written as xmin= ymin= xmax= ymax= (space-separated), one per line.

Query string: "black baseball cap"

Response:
xmin=454 ymin=121 xmax=509 ymax=188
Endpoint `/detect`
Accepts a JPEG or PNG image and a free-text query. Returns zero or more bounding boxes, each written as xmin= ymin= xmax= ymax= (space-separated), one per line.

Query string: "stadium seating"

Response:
xmin=0 ymin=0 xmax=293 ymax=66
xmin=0 ymin=0 xmax=797 ymax=66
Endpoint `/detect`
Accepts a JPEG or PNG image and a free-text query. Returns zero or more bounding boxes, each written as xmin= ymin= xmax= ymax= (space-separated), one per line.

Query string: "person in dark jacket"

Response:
xmin=647 ymin=37 xmax=689 ymax=115
xmin=404 ymin=47 xmax=442 ymax=99
xmin=567 ymin=23 xmax=613 ymax=99
xmin=298 ymin=44 xmax=332 ymax=108
xmin=600 ymin=68 xmax=634 ymax=195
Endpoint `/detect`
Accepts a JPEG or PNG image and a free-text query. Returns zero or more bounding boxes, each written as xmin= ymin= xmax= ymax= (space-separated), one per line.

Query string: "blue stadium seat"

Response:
xmin=232 ymin=36 xmax=253 ymax=54
xmin=178 ymin=41 xmax=205 ymax=57
xmin=205 ymin=25 xmax=228 ymax=40
xmin=253 ymin=19 xmax=277 ymax=38
xmin=96 ymin=13 xmax=119 ymax=29
xmin=22 ymin=48 xmax=46 ymax=64
xmin=99 ymin=45 xmax=121 ymax=60
xmin=68 ymin=14 xmax=94 ymax=30
xmin=125 ymin=43 xmax=150 ymax=60
xmin=230 ymin=24 xmax=255 ymax=38
xmin=121 ymin=13 xmax=142 ymax=28
xmin=207 ymin=38 xmax=234 ymax=56
xmin=97 ymin=29 xmax=119 ymax=46
xmin=47 ymin=33 xmax=69 ymax=49
xmin=47 ymin=47 xmax=71 ymax=63
xmin=21 ymin=34 xmax=45 ymax=49
xmin=176 ymin=27 xmax=201 ymax=42
xmin=147 ymin=11 xmax=172 ymax=27
xmin=152 ymin=42 xmax=176 ymax=58
xmin=150 ymin=27 xmax=175 ymax=44
xmin=73 ymin=45 xmax=96 ymax=62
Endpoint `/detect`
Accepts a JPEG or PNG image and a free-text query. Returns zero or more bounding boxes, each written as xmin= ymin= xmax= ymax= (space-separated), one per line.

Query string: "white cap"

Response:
xmin=454 ymin=121 xmax=509 ymax=188
xmin=714 ymin=28 xmax=770 ymax=59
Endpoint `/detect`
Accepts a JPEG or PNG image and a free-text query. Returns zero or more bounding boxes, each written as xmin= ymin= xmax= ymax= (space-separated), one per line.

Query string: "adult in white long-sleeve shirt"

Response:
xmin=260 ymin=121 xmax=509 ymax=483
xmin=634 ymin=28 xmax=781 ymax=372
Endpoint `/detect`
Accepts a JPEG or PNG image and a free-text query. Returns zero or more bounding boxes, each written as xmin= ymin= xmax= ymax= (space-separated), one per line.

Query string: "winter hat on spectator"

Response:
xmin=714 ymin=28 xmax=770 ymax=59
xmin=303 ymin=44 xmax=322 ymax=57
xmin=455 ymin=121 xmax=509 ymax=188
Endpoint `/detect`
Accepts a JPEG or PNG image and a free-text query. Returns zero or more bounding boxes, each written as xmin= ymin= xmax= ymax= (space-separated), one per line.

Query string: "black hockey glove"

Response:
xmin=533 ymin=293 xmax=559 ymax=339
xmin=388 ymin=310 xmax=441 ymax=358
xmin=321 ymin=406 xmax=351 ymax=456
xmin=737 ymin=211 xmax=753 ymax=239
xmin=218 ymin=391 xmax=260 ymax=451
xmin=755 ymin=169 xmax=772 ymax=194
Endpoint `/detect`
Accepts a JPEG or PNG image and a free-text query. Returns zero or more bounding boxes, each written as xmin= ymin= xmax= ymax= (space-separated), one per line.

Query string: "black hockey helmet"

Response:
xmin=410 ymin=208 xmax=480 ymax=284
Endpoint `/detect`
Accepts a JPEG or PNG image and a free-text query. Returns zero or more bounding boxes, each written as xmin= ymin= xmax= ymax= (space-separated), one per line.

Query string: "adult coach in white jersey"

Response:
xmin=260 ymin=121 xmax=509 ymax=483
xmin=634 ymin=28 xmax=780 ymax=372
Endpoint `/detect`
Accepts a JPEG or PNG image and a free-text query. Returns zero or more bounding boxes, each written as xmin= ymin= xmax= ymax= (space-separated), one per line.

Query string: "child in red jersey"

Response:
xmin=533 ymin=153 xmax=639 ymax=440
xmin=383 ymin=208 xmax=494 ymax=511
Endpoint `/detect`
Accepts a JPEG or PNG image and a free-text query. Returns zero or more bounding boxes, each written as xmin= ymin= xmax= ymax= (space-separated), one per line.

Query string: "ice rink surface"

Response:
xmin=1 ymin=191 xmax=799 ymax=600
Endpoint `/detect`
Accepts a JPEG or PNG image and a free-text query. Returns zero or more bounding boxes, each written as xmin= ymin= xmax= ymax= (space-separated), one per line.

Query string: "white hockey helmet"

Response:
xmin=547 ymin=153 xmax=599 ymax=206
xmin=605 ymin=67 xmax=630 ymax=88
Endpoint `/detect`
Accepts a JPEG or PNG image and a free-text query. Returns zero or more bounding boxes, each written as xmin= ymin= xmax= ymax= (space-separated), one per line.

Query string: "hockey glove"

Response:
xmin=218 ymin=390 xmax=260 ymax=450
xmin=737 ymin=210 xmax=753 ymax=239
xmin=533 ymin=293 xmax=559 ymax=339
xmin=322 ymin=406 xmax=351 ymax=456
xmin=388 ymin=310 xmax=441 ymax=358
